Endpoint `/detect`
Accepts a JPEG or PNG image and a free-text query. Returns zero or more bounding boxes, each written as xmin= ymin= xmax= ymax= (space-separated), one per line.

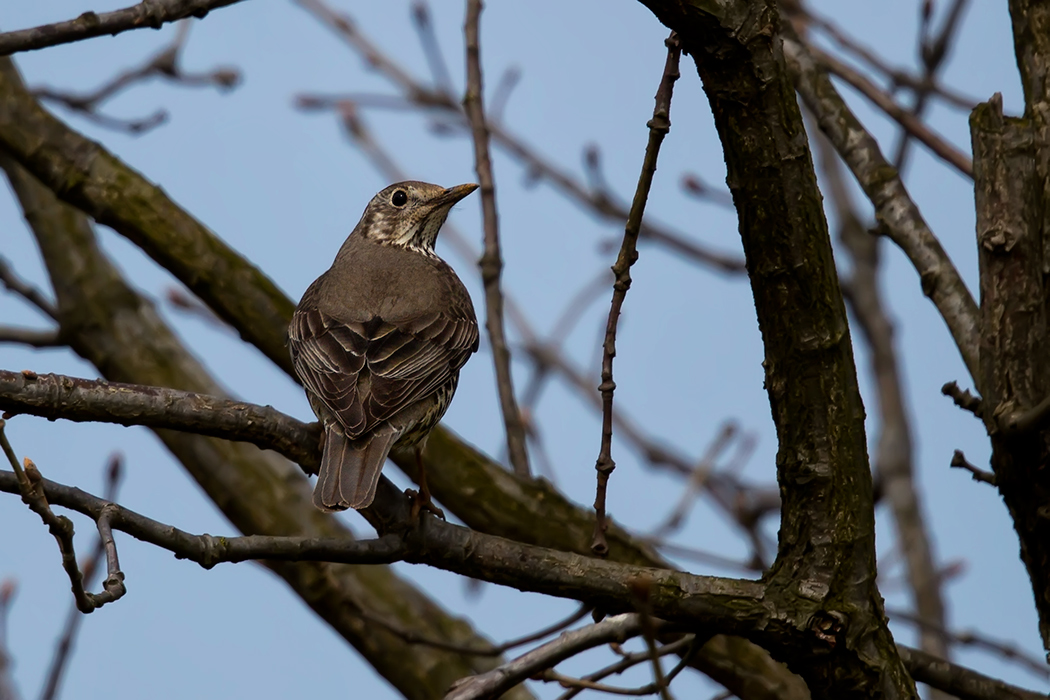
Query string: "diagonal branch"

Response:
xmin=463 ymin=0 xmax=530 ymax=477
xmin=0 ymin=0 xmax=250 ymax=56
xmin=783 ymin=34 xmax=981 ymax=386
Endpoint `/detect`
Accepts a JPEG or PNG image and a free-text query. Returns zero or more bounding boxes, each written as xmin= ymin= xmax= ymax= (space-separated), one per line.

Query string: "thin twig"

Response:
xmin=349 ymin=602 xmax=590 ymax=657
xmin=788 ymin=4 xmax=976 ymax=110
xmin=891 ymin=0 xmax=970 ymax=171
xmin=0 ymin=327 xmax=61 ymax=348
xmin=631 ymin=577 xmax=675 ymax=700
xmin=39 ymin=455 xmax=123 ymax=700
xmin=553 ymin=636 xmax=698 ymax=700
xmin=33 ymin=21 xmax=240 ymax=135
xmin=0 ymin=578 xmax=16 ymax=700
xmin=463 ymin=0 xmax=530 ymax=477
xmin=806 ymin=43 xmax=972 ymax=178
xmin=0 ymin=421 xmax=126 ymax=613
xmin=445 ymin=614 xmax=657 ymax=700
xmin=410 ymin=1 xmax=455 ymax=95
xmin=0 ymin=256 xmax=57 ymax=319
xmin=898 ymin=645 xmax=1047 ymax=700
xmin=888 ymin=607 xmax=1049 ymax=680
xmin=949 ymin=450 xmax=996 ymax=486
xmin=941 ymin=381 xmax=984 ymax=418
xmin=294 ymin=0 xmax=744 ymax=273
xmin=0 ymin=0 xmax=249 ymax=56
xmin=592 ymin=33 xmax=681 ymax=556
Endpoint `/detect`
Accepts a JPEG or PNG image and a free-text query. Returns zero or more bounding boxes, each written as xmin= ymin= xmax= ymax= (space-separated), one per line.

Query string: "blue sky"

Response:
xmin=0 ymin=1 xmax=1043 ymax=698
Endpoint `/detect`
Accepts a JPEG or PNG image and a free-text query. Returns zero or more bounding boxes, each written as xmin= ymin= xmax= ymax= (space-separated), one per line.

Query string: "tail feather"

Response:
xmin=313 ymin=426 xmax=399 ymax=511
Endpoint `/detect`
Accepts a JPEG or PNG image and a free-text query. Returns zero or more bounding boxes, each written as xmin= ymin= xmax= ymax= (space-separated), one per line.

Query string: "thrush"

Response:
xmin=289 ymin=181 xmax=479 ymax=513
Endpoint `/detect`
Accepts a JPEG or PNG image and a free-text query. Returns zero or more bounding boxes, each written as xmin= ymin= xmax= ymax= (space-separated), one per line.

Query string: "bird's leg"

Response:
xmin=409 ymin=446 xmax=445 ymax=521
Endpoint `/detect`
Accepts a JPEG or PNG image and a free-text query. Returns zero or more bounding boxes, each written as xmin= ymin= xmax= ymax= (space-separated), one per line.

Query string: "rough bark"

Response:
xmin=634 ymin=1 xmax=916 ymax=697
xmin=971 ymin=94 xmax=1050 ymax=651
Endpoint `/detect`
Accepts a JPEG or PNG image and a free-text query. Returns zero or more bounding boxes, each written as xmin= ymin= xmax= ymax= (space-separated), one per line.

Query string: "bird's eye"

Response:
xmin=391 ymin=190 xmax=408 ymax=207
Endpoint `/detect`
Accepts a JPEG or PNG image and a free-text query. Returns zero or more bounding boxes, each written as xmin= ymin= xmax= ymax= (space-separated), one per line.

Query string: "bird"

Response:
xmin=289 ymin=181 xmax=479 ymax=514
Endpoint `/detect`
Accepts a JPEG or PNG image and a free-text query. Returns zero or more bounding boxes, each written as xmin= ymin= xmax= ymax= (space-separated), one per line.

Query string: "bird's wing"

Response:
xmin=289 ymin=304 xmax=478 ymax=439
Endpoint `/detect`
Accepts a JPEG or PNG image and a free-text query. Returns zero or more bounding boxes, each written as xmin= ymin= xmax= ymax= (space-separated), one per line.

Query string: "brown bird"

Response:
xmin=289 ymin=181 xmax=479 ymax=513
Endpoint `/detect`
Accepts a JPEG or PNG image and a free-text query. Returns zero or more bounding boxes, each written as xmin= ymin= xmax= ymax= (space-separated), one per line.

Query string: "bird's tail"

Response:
xmin=313 ymin=426 xmax=398 ymax=511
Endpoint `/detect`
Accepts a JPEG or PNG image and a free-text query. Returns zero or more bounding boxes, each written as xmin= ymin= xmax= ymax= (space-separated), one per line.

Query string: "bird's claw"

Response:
xmin=406 ymin=488 xmax=446 ymax=521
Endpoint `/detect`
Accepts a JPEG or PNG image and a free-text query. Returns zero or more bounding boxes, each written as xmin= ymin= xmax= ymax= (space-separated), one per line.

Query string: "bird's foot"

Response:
xmin=406 ymin=488 xmax=445 ymax=521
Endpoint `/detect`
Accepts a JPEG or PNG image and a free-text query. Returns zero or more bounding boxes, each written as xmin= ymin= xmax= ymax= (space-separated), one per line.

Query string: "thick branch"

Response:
xmin=783 ymin=34 xmax=981 ymax=387
xmin=971 ymin=94 xmax=1050 ymax=649
xmin=0 ymin=0 xmax=249 ymax=56
xmin=637 ymin=1 xmax=913 ymax=697
xmin=0 ymin=370 xmax=321 ymax=471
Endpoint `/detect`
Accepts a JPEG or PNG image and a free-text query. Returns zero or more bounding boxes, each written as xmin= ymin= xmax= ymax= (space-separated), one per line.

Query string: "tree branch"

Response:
xmin=0 ymin=0 xmax=249 ymax=56
xmin=462 ymin=0 xmax=530 ymax=477
xmin=0 ymin=421 xmax=126 ymax=613
xmin=782 ymin=33 xmax=981 ymax=387
xmin=592 ymin=32 xmax=680 ymax=555
xmin=898 ymin=645 xmax=1046 ymax=700
xmin=0 ymin=369 xmax=321 ymax=471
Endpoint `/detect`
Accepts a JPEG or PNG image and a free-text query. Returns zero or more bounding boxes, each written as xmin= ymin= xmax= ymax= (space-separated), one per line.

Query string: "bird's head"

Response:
xmin=355 ymin=181 xmax=478 ymax=254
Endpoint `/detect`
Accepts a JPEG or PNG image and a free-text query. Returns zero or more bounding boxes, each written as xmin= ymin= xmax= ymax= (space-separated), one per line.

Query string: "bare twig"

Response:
xmin=680 ymin=173 xmax=735 ymax=210
xmin=40 ymin=454 xmax=123 ymax=700
xmin=553 ymin=635 xmax=698 ymax=700
xmin=410 ymin=1 xmax=455 ymax=95
xmin=0 ymin=256 xmax=57 ymax=319
xmin=631 ymin=578 xmax=675 ymax=700
xmin=0 ymin=421 xmax=126 ymax=613
xmin=787 ymin=4 xmax=976 ymax=110
xmin=949 ymin=450 xmax=996 ymax=486
xmin=889 ymin=607 xmax=1049 ymax=680
xmin=898 ymin=645 xmax=1046 ymax=700
xmin=294 ymin=0 xmax=744 ymax=273
xmin=0 ymin=0 xmax=249 ymax=56
xmin=0 ymin=327 xmax=61 ymax=348
xmin=649 ymin=422 xmax=741 ymax=539
xmin=33 ymin=21 xmax=240 ymax=135
xmin=463 ymin=0 xmax=530 ymax=478
xmin=941 ymin=380 xmax=984 ymax=418
xmin=321 ymin=103 xmax=769 ymax=524
xmin=348 ymin=602 xmax=590 ymax=658
xmin=592 ymin=33 xmax=680 ymax=556
xmin=0 ymin=578 xmax=16 ymax=700
xmin=783 ymin=34 xmax=981 ymax=385
xmin=806 ymin=43 xmax=972 ymax=178
xmin=891 ymin=0 xmax=970 ymax=171
xmin=445 ymin=614 xmax=656 ymax=700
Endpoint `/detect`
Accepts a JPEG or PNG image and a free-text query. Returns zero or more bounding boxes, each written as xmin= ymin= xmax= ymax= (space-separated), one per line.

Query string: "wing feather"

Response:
xmin=290 ymin=302 xmax=477 ymax=440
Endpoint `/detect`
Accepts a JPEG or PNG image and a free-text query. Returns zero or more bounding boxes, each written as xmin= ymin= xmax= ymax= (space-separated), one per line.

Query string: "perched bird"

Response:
xmin=289 ymin=181 xmax=479 ymax=513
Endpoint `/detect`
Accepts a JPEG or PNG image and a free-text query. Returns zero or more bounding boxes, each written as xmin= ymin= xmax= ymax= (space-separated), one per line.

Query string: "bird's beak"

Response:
xmin=435 ymin=183 xmax=479 ymax=207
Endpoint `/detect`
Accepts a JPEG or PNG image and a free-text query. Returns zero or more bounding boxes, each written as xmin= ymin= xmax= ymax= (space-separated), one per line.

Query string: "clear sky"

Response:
xmin=0 ymin=1 xmax=1042 ymax=698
